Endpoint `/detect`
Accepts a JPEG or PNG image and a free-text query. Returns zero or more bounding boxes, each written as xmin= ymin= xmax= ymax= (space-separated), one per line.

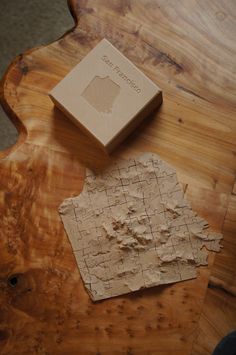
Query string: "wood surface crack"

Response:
xmin=75 ymin=10 xmax=184 ymax=73
xmin=141 ymin=39 xmax=183 ymax=73
xmin=176 ymin=85 xmax=208 ymax=102
xmin=208 ymin=276 xmax=236 ymax=298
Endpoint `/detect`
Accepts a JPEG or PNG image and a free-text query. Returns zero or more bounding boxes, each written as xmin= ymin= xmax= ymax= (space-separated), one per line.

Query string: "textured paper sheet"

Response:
xmin=59 ymin=153 xmax=222 ymax=301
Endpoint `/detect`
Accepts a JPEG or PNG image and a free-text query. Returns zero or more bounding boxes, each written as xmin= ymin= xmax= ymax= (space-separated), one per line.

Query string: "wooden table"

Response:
xmin=0 ymin=1 xmax=235 ymax=354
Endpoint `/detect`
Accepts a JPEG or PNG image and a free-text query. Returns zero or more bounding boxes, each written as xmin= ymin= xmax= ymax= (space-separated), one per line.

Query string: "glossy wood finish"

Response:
xmin=0 ymin=1 xmax=235 ymax=354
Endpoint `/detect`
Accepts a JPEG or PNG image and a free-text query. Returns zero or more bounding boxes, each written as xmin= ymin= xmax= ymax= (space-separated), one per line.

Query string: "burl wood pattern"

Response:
xmin=0 ymin=1 xmax=235 ymax=354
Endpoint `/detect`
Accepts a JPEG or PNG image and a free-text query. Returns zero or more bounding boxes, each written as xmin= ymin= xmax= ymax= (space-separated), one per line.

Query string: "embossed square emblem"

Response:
xmin=49 ymin=39 xmax=162 ymax=153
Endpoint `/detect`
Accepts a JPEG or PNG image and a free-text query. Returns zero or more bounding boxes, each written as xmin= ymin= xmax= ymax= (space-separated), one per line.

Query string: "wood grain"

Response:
xmin=0 ymin=0 xmax=235 ymax=354
xmin=192 ymin=190 xmax=236 ymax=354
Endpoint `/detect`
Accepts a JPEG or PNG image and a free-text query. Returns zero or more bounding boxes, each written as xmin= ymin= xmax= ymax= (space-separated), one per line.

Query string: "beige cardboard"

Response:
xmin=49 ymin=39 xmax=162 ymax=152
xmin=59 ymin=153 xmax=223 ymax=301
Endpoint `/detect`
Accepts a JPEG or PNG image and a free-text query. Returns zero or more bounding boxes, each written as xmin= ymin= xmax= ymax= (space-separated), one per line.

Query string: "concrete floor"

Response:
xmin=0 ymin=0 xmax=73 ymax=150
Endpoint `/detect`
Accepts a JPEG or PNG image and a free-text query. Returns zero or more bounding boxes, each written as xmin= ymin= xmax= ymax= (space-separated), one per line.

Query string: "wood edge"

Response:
xmin=67 ymin=0 xmax=79 ymax=26
xmin=0 ymin=0 xmax=80 ymax=160
xmin=0 ymin=58 xmax=28 ymax=159
xmin=190 ymin=183 xmax=235 ymax=354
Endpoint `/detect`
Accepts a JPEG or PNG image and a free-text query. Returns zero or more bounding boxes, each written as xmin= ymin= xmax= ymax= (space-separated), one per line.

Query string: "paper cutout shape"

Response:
xmin=59 ymin=153 xmax=222 ymax=301
xmin=82 ymin=75 xmax=120 ymax=113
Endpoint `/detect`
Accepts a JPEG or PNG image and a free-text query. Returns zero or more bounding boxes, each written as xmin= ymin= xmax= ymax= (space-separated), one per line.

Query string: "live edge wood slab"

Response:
xmin=0 ymin=1 xmax=235 ymax=354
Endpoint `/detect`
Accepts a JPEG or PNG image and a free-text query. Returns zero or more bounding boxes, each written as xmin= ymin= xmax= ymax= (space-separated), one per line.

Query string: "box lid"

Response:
xmin=49 ymin=39 xmax=162 ymax=152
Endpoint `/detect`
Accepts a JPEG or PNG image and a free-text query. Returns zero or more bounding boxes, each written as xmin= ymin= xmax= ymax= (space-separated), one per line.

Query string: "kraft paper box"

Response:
xmin=49 ymin=39 xmax=162 ymax=153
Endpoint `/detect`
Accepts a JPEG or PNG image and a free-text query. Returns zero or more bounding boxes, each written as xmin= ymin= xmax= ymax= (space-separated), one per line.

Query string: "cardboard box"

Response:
xmin=49 ymin=39 xmax=162 ymax=153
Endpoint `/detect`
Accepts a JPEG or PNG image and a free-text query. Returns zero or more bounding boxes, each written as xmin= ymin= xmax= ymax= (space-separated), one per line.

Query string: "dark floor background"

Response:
xmin=0 ymin=0 xmax=73 ymax=150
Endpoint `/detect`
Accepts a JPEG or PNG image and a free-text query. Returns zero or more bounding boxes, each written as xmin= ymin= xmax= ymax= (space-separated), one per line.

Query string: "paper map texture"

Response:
xmin=59 ymin=153 xmax=222 ymax=301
